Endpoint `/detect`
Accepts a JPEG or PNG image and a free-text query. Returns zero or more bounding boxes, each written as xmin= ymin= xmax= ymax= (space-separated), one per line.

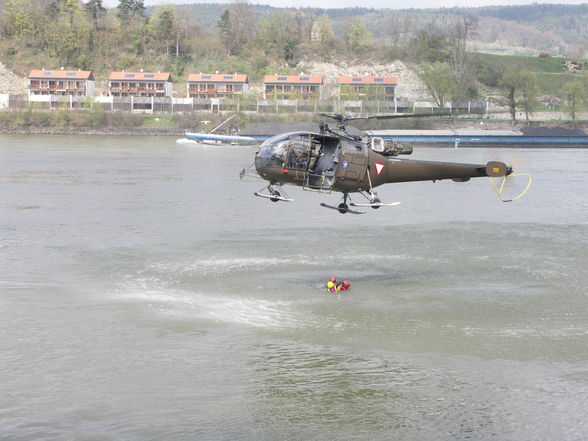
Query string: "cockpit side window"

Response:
xmin=286 ymin=135 xmax=315 ymax=169
xmin=256 ymin=133 xmax=315 ymax=169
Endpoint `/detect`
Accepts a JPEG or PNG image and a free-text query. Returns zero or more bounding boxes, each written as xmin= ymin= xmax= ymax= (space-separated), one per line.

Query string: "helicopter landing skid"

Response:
xmin=320 ymin=203 xmax=364 ymax=215
xmin=350 ymin=201 xmax=401 ymax=208
xmin=254 ymin=192 xmax=294 ymax=202
xmin=254 ymin=184 xmax=294 ymax=202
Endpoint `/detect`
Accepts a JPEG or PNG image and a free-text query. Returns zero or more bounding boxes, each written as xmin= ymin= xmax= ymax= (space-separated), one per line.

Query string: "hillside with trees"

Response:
xmin=0 ymin=0 xmax=586 ymax=125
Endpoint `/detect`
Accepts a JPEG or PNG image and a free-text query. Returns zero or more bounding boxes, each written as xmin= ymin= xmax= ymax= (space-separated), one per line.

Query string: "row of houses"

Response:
xmin=28 ymin=69 xmax=397 ymax=101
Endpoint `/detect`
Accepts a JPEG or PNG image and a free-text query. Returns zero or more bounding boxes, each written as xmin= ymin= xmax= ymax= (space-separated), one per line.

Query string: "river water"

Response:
xmin=1 ymin=135 xmax=587 ymax=440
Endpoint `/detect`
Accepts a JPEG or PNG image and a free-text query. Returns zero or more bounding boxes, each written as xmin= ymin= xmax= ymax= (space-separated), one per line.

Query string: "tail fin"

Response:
xmin=485 ymin=161 xmax=512 ymax=177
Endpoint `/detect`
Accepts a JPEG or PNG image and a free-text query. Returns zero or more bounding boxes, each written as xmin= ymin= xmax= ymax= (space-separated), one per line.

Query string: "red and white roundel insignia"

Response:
xmin=375 ymin=162 xmax=384 ymax=175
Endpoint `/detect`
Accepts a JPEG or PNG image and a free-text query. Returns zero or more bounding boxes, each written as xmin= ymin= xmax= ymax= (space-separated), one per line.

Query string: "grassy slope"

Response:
xmin=476 ymin=53 xmax=584 ymax=96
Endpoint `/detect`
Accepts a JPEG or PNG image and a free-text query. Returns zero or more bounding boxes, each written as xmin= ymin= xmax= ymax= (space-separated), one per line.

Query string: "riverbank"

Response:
xmin=0 ymin=127 xmax=185 ymax=136
xmin=0 ymin=112 xmax=588 ymax=136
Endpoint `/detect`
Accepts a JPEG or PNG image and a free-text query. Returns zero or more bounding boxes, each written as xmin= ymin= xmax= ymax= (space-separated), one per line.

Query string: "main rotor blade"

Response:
xmin=365 ymin=112 xmax=454 ymax=120
xmin=319 ymin=112 xmax=369 ymax=122
xmin=319 ymin=112 xmax=458 ymax=124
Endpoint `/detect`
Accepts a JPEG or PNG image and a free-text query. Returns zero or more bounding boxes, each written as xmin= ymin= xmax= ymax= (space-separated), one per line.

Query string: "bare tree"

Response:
xmin=229 ymin=0 xmax=256 ymax=55
xmin=446 ymin=14 xmax=479 ymax=102
xmin=562 ymin=80 xmax=586 ymax=128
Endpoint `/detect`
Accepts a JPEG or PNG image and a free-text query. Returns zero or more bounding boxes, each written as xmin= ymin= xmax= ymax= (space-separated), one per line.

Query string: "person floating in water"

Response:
xmin=327 ymin=276 xmax=338 ymax=293
xmin=338 ymin=280 xmax=351 ymax=291
xmin=326 ymin=277 xmax=350 ymax=293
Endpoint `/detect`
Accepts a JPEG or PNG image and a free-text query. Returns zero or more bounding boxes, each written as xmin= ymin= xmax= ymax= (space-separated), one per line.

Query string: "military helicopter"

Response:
xmin=240 ymin=113 xmax=531 ymax=214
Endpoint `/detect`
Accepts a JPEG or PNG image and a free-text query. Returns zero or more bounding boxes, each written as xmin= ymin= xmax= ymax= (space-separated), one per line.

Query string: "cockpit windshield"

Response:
xmin=255 ymin=133 xmax=317 ymax=169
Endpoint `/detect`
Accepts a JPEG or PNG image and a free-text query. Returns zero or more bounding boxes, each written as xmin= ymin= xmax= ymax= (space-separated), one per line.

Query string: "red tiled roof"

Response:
xmin=29 ymin=70 xmax=94 ymax=80
xmin=109 ymin=72 xmax=171 ymax=81
xmin=264 ymin=75 xmax=323 ymax=84
xmin=187 ymin=73 xmax=247 ymax=83
xmin=338 ymin=76 xmax=397 ymax=85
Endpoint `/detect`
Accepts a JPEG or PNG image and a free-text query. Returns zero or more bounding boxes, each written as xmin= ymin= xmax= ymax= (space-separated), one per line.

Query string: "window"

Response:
xmin=300 ymin=77 xmax=309 ymax=81
xmin=224 ymin=75 xmax=233 ymax=80
xmin=125 ymin=73 xmax=135 ymax=78
xmin=66 ymin=72 xmax=76 ymax=76
xmin=144 ymin=74 xmax=154 ymax=78
xmin=43 ymin=72 xmax=53 ymax=76
xmin=277 ymin=76 xmax=288 ymax=81
xmin=202 ymin=75 xmax=211 ymax=80
xmin=352 ymin=77 xmax=362 ymax=82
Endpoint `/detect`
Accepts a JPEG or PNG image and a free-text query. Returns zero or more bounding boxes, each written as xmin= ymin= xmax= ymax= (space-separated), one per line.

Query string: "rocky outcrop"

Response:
xmin=0 ymin=63 xmax=27 ymax=94
xmin=296 ymin=60 xmax=429 ymax=102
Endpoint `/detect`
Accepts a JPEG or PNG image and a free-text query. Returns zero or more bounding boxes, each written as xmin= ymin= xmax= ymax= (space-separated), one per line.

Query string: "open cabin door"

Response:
xmin=304 ymin=135 xmax=341 ymax=191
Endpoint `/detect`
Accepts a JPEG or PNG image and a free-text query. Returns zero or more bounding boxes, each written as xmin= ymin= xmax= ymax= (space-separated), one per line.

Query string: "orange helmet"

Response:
xmin=329 ymin=276 xmax=337 ymax=282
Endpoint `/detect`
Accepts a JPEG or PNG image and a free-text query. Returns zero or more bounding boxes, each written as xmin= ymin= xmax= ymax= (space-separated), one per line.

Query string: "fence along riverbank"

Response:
xmin=1 ymin=93 xmax=489 ymax=115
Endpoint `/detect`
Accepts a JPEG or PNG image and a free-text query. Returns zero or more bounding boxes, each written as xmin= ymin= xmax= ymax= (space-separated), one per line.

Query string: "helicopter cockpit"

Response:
xmin=256 ymin=132 xmax=340 ymax=168
xmin=254 ymin=132 xmax=341 ymax=190
xmin=255 ymin=133 xmax=316 ymax=168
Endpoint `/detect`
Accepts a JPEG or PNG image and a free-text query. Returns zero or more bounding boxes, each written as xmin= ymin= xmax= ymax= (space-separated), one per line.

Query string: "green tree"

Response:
xmin=84 ymin=0 xmax=106 ymax=22
xmin=45 ymin=0 xmax=90 ymax=65
xmin=255 ymin=12 xmax=301 ymax=66
xmin=312 ymin=14 xmax=334 ymax=45
xmin=77 ymin=54 xmax=91 ymax=69
xmin=2 ymin=0 xmax=33 ymax=41
xmin=216 ymin=2 xmax=255 ymax=57
xmin=339 ymin=84 xmax=360 ymax=101
xmin=420 ymin=62 xmax=456 ymax=108
xmin=46 ymin=0 xmax=64 ymax=18
xmin=499 ymin=66 xmax=522 ymax=126
xmin=14 ymin=10 xmax=34 ymax=44
xmin=499 ymin=67 xmax=539 ymax=125
xmin=518 ymin=70 xmax=539 ymax=123
xmin=309 ymin=14 xmax=340 ymax=58
xmin=217 ymin=9 xmax=233 ymax=56
xmin=344 ymin=18 xmax=373 ymax=54
xmin=148 ymin=4 xmax=178 ymax=56
xmin=562 ymin=80 xmax=586 ymax=128
xmin=117 ymin=0 xmax=145 ymax=23
xmin=410 ymin=28 xmax=448 ymax=63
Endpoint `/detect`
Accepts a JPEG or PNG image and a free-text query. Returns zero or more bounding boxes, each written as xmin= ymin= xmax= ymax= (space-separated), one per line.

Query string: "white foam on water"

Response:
xmin=117 ymin=288 xmax=304 ymax=330
xmin=145 ymin=256 xmax=322 ymax=276
xmin=148 ymin=256 xmax=297 ymax=277
xmin=338 ymin=253 xmax=418 ymax=264
xmin=175 ymin=138 xmax=199 ymax=144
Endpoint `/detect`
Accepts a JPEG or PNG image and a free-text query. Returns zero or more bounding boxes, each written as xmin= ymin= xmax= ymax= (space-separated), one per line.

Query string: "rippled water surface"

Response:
xmin=1 ymin=135 xmax=587 ymax=440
